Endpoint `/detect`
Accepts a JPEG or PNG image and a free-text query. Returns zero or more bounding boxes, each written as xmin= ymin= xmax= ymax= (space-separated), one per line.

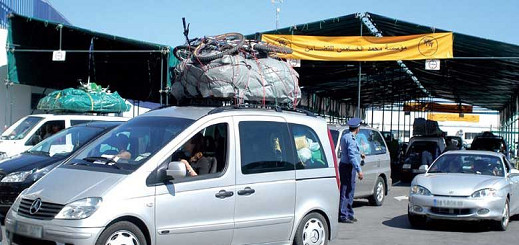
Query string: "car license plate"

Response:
xmin=402 ymin=164 xmax=411 ymax=169
xmin=16 ymin=222 xmax=43 ymax=238
xmin=433 ymin=199 xmax=464 ymax=208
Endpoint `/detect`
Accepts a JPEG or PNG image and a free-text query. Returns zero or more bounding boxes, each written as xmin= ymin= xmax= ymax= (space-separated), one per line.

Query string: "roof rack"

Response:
xmin=207 ymin=104 xmax=316 ymax=117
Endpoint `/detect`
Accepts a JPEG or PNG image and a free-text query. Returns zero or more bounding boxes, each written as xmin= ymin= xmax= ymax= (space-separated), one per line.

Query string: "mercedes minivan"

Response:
xmin=5 ymin=106 xmax=340 ymax=245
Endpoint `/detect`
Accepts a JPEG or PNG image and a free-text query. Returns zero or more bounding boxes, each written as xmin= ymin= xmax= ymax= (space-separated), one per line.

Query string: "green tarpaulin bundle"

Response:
xmin=37 ymin=86 xmax=130 ymax=113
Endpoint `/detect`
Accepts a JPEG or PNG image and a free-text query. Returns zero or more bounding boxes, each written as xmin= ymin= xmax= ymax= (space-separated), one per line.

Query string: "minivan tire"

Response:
xmin=96 ymin=221 xmax=147 ymax=245
xmin=368 ymin=176 xmax=385 ymax=206
xmin=294 ymin=212 xmax=329 ymax=245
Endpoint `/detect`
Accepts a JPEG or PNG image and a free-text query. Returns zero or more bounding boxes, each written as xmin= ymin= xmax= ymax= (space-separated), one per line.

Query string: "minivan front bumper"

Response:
xmin=5 ymin=210 xmax=104 ymax=245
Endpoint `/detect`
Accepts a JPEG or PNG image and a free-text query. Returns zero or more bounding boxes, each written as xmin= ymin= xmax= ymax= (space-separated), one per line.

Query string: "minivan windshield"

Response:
xmin=27 ymin=125 xmax=106 ymax=158
xmin=1 ymin=116 xmax=43 ymax=140
xmin=65 ymin=116 xmax=193 ymax=173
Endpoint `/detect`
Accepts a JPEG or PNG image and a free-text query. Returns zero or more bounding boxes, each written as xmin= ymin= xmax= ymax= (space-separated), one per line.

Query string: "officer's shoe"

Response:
xmin=349 ymin=217 xmax=358 ymax=222
xmin=339 ymin=218 xmax=354 ymax=224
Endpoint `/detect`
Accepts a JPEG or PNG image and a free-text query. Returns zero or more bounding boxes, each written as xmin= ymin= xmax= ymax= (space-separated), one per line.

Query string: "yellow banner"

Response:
xmin=428 ymin=113 xmax=479 ymax=123
xmin=261 ymin=33 xmax=453 ymax=61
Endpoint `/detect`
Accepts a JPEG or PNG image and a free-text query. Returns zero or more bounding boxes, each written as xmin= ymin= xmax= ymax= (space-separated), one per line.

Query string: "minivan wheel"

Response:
xmin=96 ymin=221 xmax=147 ymax=245
xmin=368 ymin=176 xmax=385 ymax=206
xmin=494 ymin=199 xmax=510 ymax=231
xmin=294 ymin=212 xmax=328 ymax=245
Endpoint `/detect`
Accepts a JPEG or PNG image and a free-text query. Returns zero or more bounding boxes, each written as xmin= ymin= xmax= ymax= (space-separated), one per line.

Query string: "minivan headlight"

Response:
xmin=471 ymin=188 xmax=497 ymax=198
xmin=411 ymin=185 xmax=432 ymax=196
xmin=55 ymin=197 xmax=102 ymax=220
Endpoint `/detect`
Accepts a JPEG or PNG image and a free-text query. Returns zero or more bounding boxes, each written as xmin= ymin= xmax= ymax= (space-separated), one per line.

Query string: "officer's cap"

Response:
xmin=347 ymin=118 xmax=362 ymax=129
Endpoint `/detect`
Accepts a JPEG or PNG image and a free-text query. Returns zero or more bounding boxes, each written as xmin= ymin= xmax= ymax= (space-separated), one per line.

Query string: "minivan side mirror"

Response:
xmin=166 ymin=161 xmax=187 ymax=180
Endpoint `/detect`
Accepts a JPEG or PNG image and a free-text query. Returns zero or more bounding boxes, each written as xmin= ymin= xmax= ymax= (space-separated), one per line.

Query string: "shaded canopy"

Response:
xmin=7 ymin=13 xmax=176 ymax=103
xmin=254 ymin=13 xmax=519 ymax=111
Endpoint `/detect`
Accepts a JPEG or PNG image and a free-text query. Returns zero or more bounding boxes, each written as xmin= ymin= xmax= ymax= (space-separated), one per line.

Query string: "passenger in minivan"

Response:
xmin=174 ymin=133 xmax=212 ymax=176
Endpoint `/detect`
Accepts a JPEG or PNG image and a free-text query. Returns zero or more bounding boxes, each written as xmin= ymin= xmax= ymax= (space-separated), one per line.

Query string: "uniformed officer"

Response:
xmin=338 ymin=117 xmax=365 ymax=223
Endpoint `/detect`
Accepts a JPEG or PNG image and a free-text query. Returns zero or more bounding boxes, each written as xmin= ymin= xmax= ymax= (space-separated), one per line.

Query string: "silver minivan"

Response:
xmin=329 ymin=125 xmax=391 ymax=206
xmin=5 ymin=106 xmax=340 ymax=245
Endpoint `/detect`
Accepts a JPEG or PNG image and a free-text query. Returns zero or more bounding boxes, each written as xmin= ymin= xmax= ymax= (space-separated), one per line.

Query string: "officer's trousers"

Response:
xmin=339 ymin=163 xmax=357 ymax=220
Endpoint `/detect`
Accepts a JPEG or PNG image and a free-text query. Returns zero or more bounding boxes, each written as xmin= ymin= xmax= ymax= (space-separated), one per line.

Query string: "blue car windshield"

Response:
xmin=27 ymin=126 xmax=106 ymax=158
xmin=65 ymin=116 xmax=194 ymax=173
xmin=428 ymin=154 xmax=504 ymax=177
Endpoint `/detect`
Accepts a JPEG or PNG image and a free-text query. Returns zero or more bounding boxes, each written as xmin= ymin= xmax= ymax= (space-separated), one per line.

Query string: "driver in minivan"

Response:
xmin=173 ymin=133 xmax=211 ymax=176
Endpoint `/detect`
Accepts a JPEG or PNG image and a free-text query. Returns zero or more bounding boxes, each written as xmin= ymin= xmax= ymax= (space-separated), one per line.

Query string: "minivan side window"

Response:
xmin=371 ymin=131 xmax=387 ymax=155
xmin=239 ymin=121 xmax=295 ymax=174
xmin=356 ymin=129 xmax=373 ymax=156
xmin=290 ymin=123 xmax=328 ymax=169
xmin=170 ymin=123 xmax=229 ymax=178
xmin=25 ymin=120 xmax=65 ymax=146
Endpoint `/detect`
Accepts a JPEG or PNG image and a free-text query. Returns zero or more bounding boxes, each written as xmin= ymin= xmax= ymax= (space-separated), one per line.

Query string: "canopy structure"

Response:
xmin=7 ymin=13 xmax=177 ymax=103
xmin=252 ymin=12 xmax=519 ymax=112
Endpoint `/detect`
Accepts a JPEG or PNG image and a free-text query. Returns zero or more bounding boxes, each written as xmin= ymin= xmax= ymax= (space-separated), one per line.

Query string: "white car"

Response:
xmin=0 ymin=114 xmax=128 ymax=159
xmin=408 ymin=150 xmax=519 ymax=231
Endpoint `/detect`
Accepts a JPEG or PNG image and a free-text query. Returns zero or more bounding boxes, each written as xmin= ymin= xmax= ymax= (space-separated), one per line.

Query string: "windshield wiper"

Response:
xmin=82 ymin=156 xmax=122 ymax=169
xmin=27 ymin=150 xmax=50 ymax=156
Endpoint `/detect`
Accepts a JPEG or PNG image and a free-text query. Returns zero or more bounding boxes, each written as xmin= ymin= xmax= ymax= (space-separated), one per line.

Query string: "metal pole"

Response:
xmin=371 ymin=106 xmax=374 ymax=128
xmin=382 ymin=103 xmax=385 ymax=132
xmin=160 ymin=56 xmax=164 ymax=106
xmin=357 ymin=17 xmax=363 ymax=118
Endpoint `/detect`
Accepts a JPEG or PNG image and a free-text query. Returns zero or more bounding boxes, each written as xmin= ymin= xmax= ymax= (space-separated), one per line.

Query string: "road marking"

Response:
xmin=394 ymin=195 xmax=408 ymax=201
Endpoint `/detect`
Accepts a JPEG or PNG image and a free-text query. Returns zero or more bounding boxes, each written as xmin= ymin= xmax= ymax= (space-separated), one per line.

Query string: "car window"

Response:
xmin=371 ymin=131 xmax=387 ymax=155
xmin=290 ymin=123 xmax=328 ymax=169
xmin=356 ymin=130 xmax=373 ymax=155
xmin=239 ymin=121 xmax=296 ymax=174
xmin=71 ymin=120 xmax=96 ymax=126
xmin=1 ymin=116 xmax=43 ymax=140
xmin=65 ymin=117 xmax=193 ymax=173
xmin=429 ymin=154 xmax=503 ymax=176
xmin=26 ymin=120 xmax=66 ymax=146
xmin=28 ymin=126 xmax=106 ymax=158
xmin=330 ymin=129 xmax=340 ymax=147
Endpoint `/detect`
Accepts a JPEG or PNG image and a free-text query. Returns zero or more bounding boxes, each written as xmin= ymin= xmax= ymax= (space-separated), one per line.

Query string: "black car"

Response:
xmin=470 ymin=132 xmax=509 ymax=158
xmin=0 ymin=121 xmax=124 ymax=222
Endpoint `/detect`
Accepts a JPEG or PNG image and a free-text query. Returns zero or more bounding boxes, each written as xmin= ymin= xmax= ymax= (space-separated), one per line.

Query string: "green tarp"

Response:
xmin=7 ymin=13 xmax=179 ymax=103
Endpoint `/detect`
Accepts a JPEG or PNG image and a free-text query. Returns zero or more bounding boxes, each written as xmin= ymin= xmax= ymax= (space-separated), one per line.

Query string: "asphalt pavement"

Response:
xmin=330 ymin=181 xmax=519 ymax=245
xmin=1 ymin=182 xmax=518 ymax=245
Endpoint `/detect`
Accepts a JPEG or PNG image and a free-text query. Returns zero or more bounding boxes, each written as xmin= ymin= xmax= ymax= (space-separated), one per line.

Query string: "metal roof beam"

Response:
xmin=357 ymin=12 xmax=431 ymax=97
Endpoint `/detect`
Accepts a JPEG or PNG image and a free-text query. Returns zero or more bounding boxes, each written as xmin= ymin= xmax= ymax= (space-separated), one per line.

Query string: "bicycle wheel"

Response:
xmin=253 ymin=42 xmax=293 ymax=54
xmin=193 ymin=32 xmax=245 ymax=62
xmin=173 ymin=45 xmax=196 ymax=61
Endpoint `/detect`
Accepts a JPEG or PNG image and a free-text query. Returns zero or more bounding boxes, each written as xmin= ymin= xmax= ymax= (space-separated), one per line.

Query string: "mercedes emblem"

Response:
xmin=29 ymin=198 xmax=42 ymax=215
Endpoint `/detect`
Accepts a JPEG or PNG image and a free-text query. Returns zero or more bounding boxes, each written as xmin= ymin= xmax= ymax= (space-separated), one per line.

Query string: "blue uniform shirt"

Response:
xmin=340 ymin=131 xmax=362 ymax=173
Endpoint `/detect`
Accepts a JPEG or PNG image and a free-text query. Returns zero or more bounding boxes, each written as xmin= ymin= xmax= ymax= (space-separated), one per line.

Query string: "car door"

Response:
xmin=504 ymin=157 xmax=519 ymax=214
xmin=232 ymin=116 xmax=296 ymax=245
xmin=355 ymin=129 xmax=377 ymax=196
xmin=154 ymin=118 xmax=235 ymax=245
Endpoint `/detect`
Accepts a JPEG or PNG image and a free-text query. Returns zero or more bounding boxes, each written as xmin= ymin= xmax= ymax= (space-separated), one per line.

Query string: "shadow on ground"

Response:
xmin=382 ymin=214 xmax=519 ymax=233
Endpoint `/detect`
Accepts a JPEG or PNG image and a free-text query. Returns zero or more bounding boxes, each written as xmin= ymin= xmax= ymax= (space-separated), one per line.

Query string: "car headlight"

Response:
xmin=411 ymin=185 xmax=432 ymax=196
xmin=1 ymin=164 xmax=57 ymax=183
xmin=471 ymin=188 xmax=497 ymax=198
xmin=55 ymin=197 xmax=102 ymax=220
xmin=1 ymin=170 xmax=34 ymax=182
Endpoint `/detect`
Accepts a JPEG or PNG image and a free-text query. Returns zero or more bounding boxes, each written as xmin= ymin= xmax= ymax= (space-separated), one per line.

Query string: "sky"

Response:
xmin=48 ymin=0 xmax=519 ymax=47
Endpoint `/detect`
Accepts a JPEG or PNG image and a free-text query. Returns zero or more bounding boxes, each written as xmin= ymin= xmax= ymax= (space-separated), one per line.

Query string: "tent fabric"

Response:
xmin=252 ymin=12 xmax=519 ymax=111
xmin=7 ymin=13 xmax=177 ymax=102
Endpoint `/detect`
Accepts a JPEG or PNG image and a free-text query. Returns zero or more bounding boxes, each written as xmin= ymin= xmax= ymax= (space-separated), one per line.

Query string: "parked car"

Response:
xmin=400 ymin=136 xmax=446 ymax=182
xmin=470 ymin=132 xmax=509 ymax=158
xmin=445 ymin=135 xmax=463 ymax=151
xmin=0 ymin=121 xmax=127 ymax=222
xmin=408 ymin=150 xmax=519 ymax=231
xmin=329 ymin=124 xmax=390 ymax=206
xmin=4 ymin=106 xmax=340 ymax=245
xmin=0 ymin=114 xmax=128 ymax=160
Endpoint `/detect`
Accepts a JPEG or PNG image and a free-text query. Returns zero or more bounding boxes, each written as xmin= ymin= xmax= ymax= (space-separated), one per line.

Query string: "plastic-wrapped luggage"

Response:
xmin=413 ymin=118 xmax=443 ymax=136
xmin=172 ymin=54 xmax=300 ymax=105
xmin=37 ymin=85 xmax=130 ymax=113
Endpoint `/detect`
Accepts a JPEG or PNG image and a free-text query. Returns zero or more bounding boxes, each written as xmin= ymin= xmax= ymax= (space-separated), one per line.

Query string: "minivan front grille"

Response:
xmin=18 ymin=198 xmax=64 ymax=220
